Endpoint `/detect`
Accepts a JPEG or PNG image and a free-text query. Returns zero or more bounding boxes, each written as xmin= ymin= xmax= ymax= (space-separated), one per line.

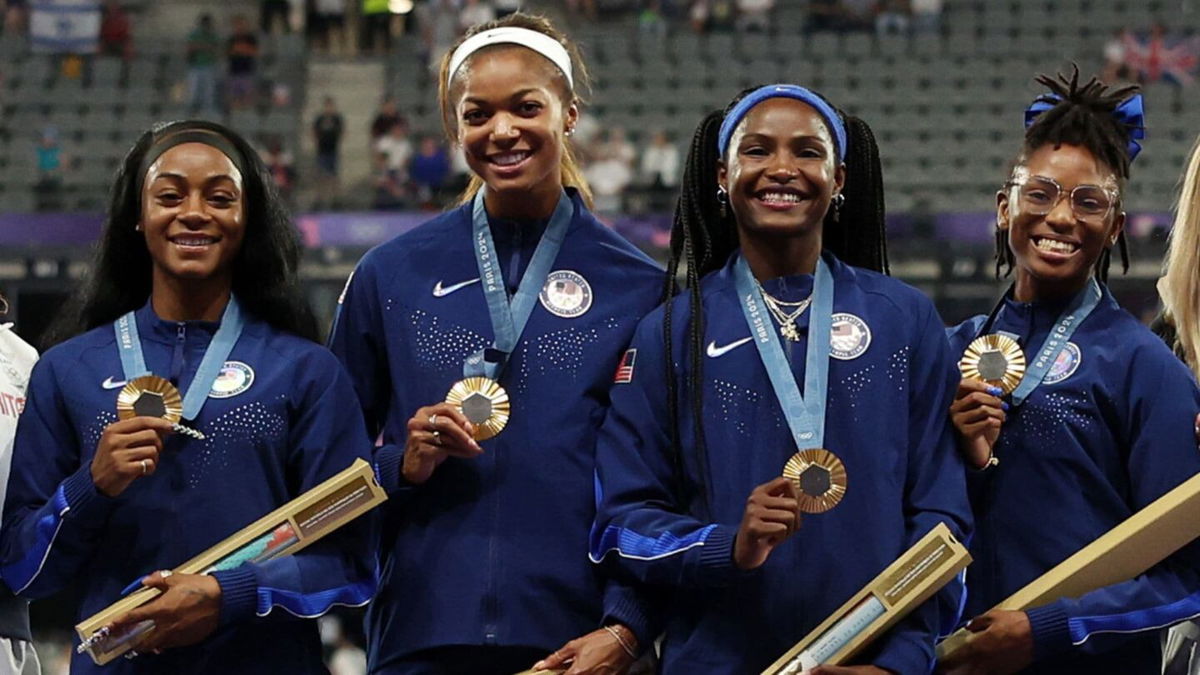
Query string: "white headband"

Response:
xmin=446 ymin=26 xmax=574 ymax=90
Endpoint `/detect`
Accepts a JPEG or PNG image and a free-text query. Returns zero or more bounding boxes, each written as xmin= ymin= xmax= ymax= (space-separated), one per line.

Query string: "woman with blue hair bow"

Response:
xmin=583 ymin=83 xmax=972 ymax=674
xmin=940 ymin=70 xmax=1200 ymax=675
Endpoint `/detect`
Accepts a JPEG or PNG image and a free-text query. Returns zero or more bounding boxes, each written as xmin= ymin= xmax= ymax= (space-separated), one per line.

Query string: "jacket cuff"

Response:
xmin=1027 ymin=602 xmax=1072 ymax=660
xmin=602 ymin=585 xmax=656 ymax=650
xmin=870 ymin=633 xmax=929 ymax=675
xmin=59 ymin=465 xmax=117 ymax=529
xmin=373 ymin=443 xmax=411 ymax=496
xmin=695 ymin=524 xmax=739 ymax=586
xmin=212 ymin=566 xmax=258 ymax=626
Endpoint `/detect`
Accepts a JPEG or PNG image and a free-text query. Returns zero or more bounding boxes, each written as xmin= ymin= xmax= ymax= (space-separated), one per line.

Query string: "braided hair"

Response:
xmin=662 ymin=87 xmax=888 ymax=515
xmin=996 ymin=68 xmax=1139 ymax=283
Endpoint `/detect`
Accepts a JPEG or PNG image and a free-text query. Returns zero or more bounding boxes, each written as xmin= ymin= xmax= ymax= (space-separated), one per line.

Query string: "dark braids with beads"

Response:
xmin=995 ymin=68 xmax=1139 ymax=283
xmin=660 ymin=86 xmax=889 ymax=516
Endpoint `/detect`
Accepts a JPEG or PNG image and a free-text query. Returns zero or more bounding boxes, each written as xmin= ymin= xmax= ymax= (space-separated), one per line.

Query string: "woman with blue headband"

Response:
xmin=584 ymin=84 xmax=972 ymax=674
xmin=327 ymin=12 xmax=663 ymax=675
xmin=0 ymin=119 xmax=377 ymax=673
xmin=939 ymin=70 xmax=1200 ymax=675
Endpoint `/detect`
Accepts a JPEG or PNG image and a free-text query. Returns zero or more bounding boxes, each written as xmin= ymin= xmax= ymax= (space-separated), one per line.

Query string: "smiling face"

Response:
xmin=718 ymin=97 xmax=845 ymax=239
xmin=998 ymin=143 xmax=1124 ymax=300
xmin=140 ymin=142 xmax=246 ymax=287
xmin=453 ymin=46 xmax=577 ymax=208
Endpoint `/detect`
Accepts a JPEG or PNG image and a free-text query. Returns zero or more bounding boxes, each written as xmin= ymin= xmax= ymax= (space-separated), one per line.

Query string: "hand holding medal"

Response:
xmin=401 ymin=403 xmax=483 ymax=485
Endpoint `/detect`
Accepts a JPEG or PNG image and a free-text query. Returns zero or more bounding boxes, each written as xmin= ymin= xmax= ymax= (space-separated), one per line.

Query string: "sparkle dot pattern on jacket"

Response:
xmin=410 ymin=309 xmax=488 ymax=371
xmin=188 ymin=400 xmax=287 ymax=487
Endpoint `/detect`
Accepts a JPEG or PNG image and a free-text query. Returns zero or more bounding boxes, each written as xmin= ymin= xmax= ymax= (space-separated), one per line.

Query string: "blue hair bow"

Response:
xmin=1023 ymin=92 xmax=1146 ymax=161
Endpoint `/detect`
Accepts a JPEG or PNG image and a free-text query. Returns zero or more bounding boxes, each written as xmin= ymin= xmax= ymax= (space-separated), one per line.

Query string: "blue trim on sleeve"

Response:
xmin=589 ymin=523 xmax=717 ymax=563
xmin=1069 ymin=590 xmax=1200 ymax=645
xmin=2 ymin=486 xmax=69 ymax=595
xmin=255 ymin=577 xmax=377 ymax=619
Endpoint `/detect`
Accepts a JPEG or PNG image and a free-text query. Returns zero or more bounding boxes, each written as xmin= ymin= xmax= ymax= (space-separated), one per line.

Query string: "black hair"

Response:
xmin=662 ymin=87 xmax=888 ymax=515
xmin=996 ymin=68 xmax=1138 ymax=283
xmin=43 ymin=119 xmax=318 ymax=348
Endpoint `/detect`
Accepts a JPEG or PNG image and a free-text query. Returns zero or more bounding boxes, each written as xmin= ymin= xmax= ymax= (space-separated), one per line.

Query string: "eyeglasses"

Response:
xmin=1006 ymin=176 xmax=1119 ymax=223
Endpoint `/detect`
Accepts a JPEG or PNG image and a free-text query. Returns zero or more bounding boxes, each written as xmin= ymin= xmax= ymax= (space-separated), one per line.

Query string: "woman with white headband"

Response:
xmin=328 ymin=13 xmax=663 ymax=675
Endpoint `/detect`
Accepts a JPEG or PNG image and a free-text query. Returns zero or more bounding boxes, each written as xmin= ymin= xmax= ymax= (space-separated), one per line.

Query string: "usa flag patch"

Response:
xmin=613 ymin=349 xmax=637 ymax=383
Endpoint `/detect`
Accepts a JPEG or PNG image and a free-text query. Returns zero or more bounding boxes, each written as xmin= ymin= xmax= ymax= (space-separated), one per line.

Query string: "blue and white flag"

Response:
xmin=30 ymin=0 xmax=101 ymax=55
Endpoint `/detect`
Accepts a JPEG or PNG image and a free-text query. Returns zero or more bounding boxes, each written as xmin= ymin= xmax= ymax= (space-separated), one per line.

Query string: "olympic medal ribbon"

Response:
xmin=114 ymin=297 xmax=246 ymax=422
xmin=463 ymin=189 xmax=573 ymax=381
xmin=974 ymin=278 xmax=1102 ymax=406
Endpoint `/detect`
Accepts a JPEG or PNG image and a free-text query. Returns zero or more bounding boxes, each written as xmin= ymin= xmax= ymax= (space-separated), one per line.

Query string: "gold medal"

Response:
xmin=960 ymin=334 xmax=1026 ymax=395
xmin=783 ymin=449 xmax=848 ymax=514
xmin=445 ymin=377 xmax=510 ymax=441
xmin=115 ymin=375 xmax=205 ymax=439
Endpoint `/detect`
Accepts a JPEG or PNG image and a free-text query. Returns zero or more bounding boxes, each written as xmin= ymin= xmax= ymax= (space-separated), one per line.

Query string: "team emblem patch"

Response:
xmin=209 ymin=361 xmax=254 ymax=398
xmin=1043 ymin=342 xmax=1081 ymax=384
xmin=539 ymin=270 xmax=593 ymax=318
xmin=614 ymin=349 xmax=637 ymax=384
xmin=830 ymin=313 xmax=871 ymax=360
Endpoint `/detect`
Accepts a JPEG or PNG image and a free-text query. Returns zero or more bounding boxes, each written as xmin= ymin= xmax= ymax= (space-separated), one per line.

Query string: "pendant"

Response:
xmin=781 ymin=322 xmax=802 ymax=342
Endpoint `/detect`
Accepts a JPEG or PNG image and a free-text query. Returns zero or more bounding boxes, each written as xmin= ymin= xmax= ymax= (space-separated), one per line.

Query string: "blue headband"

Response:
xmin=717 ymin=84 xmax=848 ymax=162
xmin=1024 ymin=92 xmax=1146 ymax=162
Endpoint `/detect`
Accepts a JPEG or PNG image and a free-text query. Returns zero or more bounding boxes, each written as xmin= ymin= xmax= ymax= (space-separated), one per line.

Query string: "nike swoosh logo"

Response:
xmin=101 ymin=376 xmax=127 ymax=390
xmin=432 ymin=278 xmax=481 ymax=297
xmin=706 ymin=337 xmax=753 ymax=358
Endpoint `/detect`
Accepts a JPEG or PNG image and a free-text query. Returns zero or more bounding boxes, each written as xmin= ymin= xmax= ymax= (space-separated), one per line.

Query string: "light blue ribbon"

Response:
xmin=982 ymin=279 xmax=1102 ymax=406
xmin=464 ymin=189 xmax=573 ymax=380
xmin=733 ymin=254 xmax=834 ymax=450
xmin=114 ymin=297 xmax=245 ymax=421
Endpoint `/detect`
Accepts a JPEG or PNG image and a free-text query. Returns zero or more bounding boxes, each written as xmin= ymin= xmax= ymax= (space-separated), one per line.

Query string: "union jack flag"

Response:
xmin=1123 ymin=32 xmax=1200 ymax=86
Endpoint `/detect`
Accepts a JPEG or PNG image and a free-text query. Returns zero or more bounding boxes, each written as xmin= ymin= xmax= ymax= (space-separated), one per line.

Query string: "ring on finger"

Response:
xmin=429 ymin=413 xmax=439 ymax=429
xmin=141 ymin=459 xmax=150 ymax=475
xmin=432 ymin=430 xmax=441 ymax=445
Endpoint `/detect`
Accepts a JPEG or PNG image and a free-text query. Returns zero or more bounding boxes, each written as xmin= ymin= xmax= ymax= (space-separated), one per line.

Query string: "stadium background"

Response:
xmin=0 ymin=0 xmax=1196 ymax=671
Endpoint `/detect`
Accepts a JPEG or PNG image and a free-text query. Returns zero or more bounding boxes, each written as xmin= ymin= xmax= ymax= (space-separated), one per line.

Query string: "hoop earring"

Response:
xmin=716 ymin=186 xmax=729 ymax=218
xmin=831 ymin=192 xmax=845 ymax=223
xmin=0 ymin=295 xmax=8 ymax=316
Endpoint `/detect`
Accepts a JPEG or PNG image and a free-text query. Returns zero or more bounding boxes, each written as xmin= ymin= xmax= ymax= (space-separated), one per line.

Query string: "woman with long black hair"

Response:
xmin=0 ymin=119 xmax=376 ymax=674
xmin=586 ymin=84 xmax=972 ymax=674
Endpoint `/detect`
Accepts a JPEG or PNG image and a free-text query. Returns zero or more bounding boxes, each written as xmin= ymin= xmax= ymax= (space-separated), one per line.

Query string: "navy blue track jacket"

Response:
xmin=328 ymin=191 xmax=664 ymax=671
xmin=0 ymin=301 xmax=377 ymax=674
xmin=591 ymin=252 xmax=973 ymax=674
xmin=947 ymin=287 xmax=1200 ymax=674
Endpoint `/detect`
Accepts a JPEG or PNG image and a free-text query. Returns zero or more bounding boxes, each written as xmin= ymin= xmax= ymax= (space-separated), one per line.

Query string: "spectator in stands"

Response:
xmin=1103 ymin=29 xmax=1133 ymax=83
xmin=226 ymin=14 xmax=260 ymax=110
xmin=261 ymin=0 xmax=292 ymax=34
xmin=309 ymin=0 xmax=346 ymax=53
xmin=460 ymin=0 xmax=496 ymax=32
xmin=640 ymin=129 xmax=679 ymax=190
xmin=688 ymin=0 xmax=709 ymax=32
xmin=409 ymin=135 xmax=450 ymax=208
xmin=416 ymin=0 xmax=460 ymax=69
xmin=566 ymin=0 xmax=598 ymax=21
xmin=874 ymin=0 xmax=910 ymax=37
xmin=98 ymin=0 xmax=131 ymax=60
xmin=260 ymin=134 xmax=295 ymax=202
xmin=840 ymin=0 xmax=875 ymax=31
xmin=910 ymin=0 xmax=941 ymax=34
xmin=594 ymin=127 xmax=636 ymax=170
xmin=186 ymin=14 xmax=221 ymax=115
xmin=371 ymin=151 xmax=406 ymax=209
xmin=375 ymin=119 xmax=413 ymax=179
xmin=2 ymin=0 xmax=26 ymax=36
xmin=639 ymin=0 xmax=668 ymax=37
xmin=493 ymin=0 xmax=521 ymax=18
xmin=735 ymin=0 xmax=773 ymax=33
xmin=313 ymin=96 xmax=345 ymax=210
xmin=585 ymin=134 xmax=634 ymax=213
xmin=33 ymin=127 xmax=65 ymax=212
xmin=361 ymin=0 xmax=392 ymax=55
xmin=370 ymin=96 xmax=404 ymax=142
